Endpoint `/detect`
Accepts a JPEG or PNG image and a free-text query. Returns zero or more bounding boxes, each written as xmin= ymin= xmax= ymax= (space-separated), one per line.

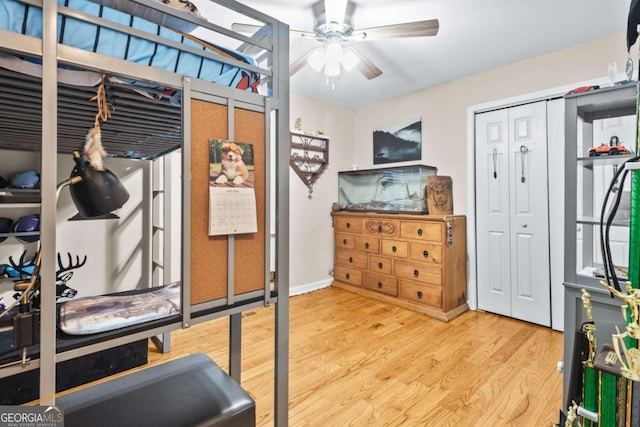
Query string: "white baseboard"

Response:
xmin=290 ymin=279 xmax=332 ymax=296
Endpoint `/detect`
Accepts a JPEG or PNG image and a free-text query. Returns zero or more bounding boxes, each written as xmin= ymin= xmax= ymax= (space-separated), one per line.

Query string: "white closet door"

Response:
xmin=476 ymin=109 xmax=511 ymax=316
xmin=508 ymin=102 xmax=550 ymax=326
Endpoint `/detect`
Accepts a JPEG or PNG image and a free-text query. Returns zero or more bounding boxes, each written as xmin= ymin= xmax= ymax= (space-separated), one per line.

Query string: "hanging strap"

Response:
xmin=90 ymin=75 xmax=112 ymax=129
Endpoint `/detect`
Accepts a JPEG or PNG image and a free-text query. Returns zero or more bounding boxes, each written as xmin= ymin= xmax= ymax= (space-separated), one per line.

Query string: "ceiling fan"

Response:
xmin=232 ymin=0 xmax=439 ymax=80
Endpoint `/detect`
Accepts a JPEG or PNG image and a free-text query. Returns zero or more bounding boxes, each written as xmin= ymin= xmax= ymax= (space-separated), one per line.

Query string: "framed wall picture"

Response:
xmin=373 ymin=118 xmax=422 ymax=164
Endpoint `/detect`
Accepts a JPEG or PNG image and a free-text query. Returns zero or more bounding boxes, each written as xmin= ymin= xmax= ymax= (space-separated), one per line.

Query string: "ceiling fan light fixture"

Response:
xmin=325 ymin=58 xmax=341 ymax=77
xmin=307 ymin=48 xmax=326 ymax=72
xmin=341 ymin=48 xmax=360 ymax=71
xmin=325 ymin=42 xmax=343 ymax=76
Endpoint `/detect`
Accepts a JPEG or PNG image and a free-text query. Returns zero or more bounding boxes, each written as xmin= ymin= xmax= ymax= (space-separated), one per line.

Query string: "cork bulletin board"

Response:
xmin=190 ymin=99 xmax=266 ymax=305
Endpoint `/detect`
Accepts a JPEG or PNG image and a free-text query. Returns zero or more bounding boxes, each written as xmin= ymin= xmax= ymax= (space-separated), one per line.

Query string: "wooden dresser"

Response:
xmin=331 ymin=211 xmax=468 ymax=321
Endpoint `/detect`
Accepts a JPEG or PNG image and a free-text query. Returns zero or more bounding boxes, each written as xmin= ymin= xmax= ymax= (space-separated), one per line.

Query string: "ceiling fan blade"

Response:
xmin=352 ymin=19 xmax=439 ymax=41
xmin=290 ymin=47 xmax=322 ymax=77
xmin=233 ymin=22 xmax=316 ymax=39
xmin=344 ymin=46 xmax=382 ymax=80
xmin=232 ymin=23 xmax=262 ymax=34
xmin=325 ymin=0 xmax=348 ymax=24
xmin=236 ymin=24 xmax=271 ymax=55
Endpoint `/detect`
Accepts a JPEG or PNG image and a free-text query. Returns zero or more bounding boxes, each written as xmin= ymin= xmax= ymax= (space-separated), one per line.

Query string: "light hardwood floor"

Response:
xmin=143 ymin=286 xmax=564 ymax=426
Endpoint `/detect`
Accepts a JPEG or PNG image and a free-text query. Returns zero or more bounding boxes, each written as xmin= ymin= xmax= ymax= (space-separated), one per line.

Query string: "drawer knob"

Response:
xmin=377 ymin=282 xmax=382 ymax=289
xmin=423 ymin=250 xmax=429 ymax=258
xmin=348 ymin=257 xmax=353 ymax=263
xmin=365 ymin=242 xmax=370 ymax=249
xmin=417 ymin=291 xmax=423 ymax=299
xmin=417 ymin=229 xmax=423 ymax=236
xmin=392 ymin=246 xmax=397 ymax=253
xmin=343 ymin=239 xmax=347 ymax=245
xmin=413 ymin=269 xmax=419 ymax=277
xmin=346 ymin=222 xmax=351 ymax=229
xmin=378 ymin=262 xmax=383 ymax=269
xmin=377 ymin=225 xmax=382 ymax=233
xmin=346 ymin=273 xmax=350 ymax=280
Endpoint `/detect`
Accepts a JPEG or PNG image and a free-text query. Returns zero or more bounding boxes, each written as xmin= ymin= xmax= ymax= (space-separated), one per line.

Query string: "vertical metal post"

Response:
xmin=182 ymin=76 xmax=192 ymax=328
xmin=229 ymin=312 xmax=241 ymax=381
xmin=40 ymin=0 xmax=58 ymax=405
xmin=226 ymin=99 xmax=242 ymax=379
xmin=274 ymin=20 xmax=290 ymax=427
xmin=227 ymin=99 xmax=236 ymax=306
xmin=264 ymin=98 xmax=273 ymax=305
xmin=159 ymin=151 xmax=174 ymax=352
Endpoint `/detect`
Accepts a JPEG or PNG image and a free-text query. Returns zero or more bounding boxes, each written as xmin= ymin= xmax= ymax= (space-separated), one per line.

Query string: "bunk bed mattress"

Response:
xmin=58 ymin=282 xmax=181 ymax=335
xmin=0 ymin=0 xmax=259 ymax=93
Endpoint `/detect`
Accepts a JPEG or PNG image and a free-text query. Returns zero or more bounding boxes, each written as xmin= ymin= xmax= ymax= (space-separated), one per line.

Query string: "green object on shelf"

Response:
xmin=599 ymin=371 xmax=617 ymax=427
xmin=628 ymin=65 xmax=640 ymax=349
xmin=583 ymin=366 xmax=598 ymax=427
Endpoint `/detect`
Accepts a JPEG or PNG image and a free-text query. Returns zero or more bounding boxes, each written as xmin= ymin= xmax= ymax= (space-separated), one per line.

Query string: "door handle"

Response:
xmin=521 ymin=223 xmax=528 ymax=228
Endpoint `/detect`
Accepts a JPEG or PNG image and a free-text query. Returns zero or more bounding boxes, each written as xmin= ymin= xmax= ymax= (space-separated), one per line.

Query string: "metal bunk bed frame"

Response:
xmin=0 ymin=0 xmax=290 ymax=424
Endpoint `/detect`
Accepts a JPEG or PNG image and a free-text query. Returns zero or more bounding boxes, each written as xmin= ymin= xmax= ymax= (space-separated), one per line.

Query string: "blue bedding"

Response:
xmin=0 ymin=0 xmax=260 ymax=93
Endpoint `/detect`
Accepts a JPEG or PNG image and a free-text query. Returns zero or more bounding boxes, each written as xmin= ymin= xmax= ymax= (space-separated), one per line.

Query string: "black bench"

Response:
xmin=56 ymin=353 xmax=255 ymax=427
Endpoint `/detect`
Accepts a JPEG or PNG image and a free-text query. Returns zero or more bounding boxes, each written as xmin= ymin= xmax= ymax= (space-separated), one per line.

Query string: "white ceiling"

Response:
xmin=205 ymin=0 xmax=632 ymax=109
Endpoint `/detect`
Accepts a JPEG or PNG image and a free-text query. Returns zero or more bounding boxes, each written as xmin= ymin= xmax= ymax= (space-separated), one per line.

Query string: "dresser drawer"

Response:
xmin=399 ymin=280 xmax=442 ymax=308
xmin=369 ymin=255 xmax=393 ymax=275
xmin=394 ymin=260 xmax=441 ymax=285
xmin=364 ymin=218 xmax=400 ymax=236
xmin=354 ymin=235 xmax=380 ymax=253
xmin=336 ymin=233 xmax=355 ymax=250
xmin=381 ymin=239 xmax=408 ymax=258
xmin=335 ymin=249 xmax=368 ymax=269
xmin=364 ymin=272 xmax=398 ymax=297
xmin=334 ymin=216 xmax=363 ymax=233
xmin=400 ymin=221 xmax=442 ymax=242
xmin=409 ymin=242 xmax=442 ymax=264
xmin=334 ymin=265 xmax=363 ymax=287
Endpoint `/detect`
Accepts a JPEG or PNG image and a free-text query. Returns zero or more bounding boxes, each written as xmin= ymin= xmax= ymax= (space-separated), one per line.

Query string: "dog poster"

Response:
xmin=209 ymin=139 xmax=255 ymax=187
xmin=208 ymin=139 xmax=257 ymax=236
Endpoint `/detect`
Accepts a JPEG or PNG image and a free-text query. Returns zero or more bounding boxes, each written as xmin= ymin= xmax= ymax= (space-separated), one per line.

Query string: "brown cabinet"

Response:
xmin=332 ymin=211 xmax=468 ymax=322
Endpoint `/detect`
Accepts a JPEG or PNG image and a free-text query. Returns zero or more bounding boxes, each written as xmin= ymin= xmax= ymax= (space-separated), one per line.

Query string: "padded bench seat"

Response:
xmin=56 ymin=353 xmax=255 ymax=427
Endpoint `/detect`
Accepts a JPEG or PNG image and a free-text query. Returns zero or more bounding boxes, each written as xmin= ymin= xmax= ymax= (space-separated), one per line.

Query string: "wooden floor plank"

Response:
xmin=84 ymin=286 xmax=563 ymax=426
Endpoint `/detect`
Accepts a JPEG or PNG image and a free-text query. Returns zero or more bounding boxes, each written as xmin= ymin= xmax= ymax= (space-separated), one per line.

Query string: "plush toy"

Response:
xmin=84 ymin=127 xmax=107 ymax=171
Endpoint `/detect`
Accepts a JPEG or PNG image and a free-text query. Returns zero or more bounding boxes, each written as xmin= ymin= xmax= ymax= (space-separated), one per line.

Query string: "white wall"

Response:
xmin=287 ymin=32 xmax=631 ymax=294
xmin=287 ymin=93 xmax=354 ymax=292
xmin=352 ymin=32 xmax=629 ymax=216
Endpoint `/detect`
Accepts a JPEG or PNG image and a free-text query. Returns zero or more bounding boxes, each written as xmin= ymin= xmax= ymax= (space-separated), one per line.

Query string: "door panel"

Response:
xmin=476 ymin=109 xmax=511 ymax=316
xmin=514 ymin=232 xmax=533 ymax=298
xmin=488 ymin=231 xmax=509 ymax=294
xmin=508 ymin=102 xmax=550 ymax=326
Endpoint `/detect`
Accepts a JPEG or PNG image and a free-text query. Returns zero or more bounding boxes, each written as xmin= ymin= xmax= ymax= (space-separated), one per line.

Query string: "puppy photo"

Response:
xmin=210 ymin=140 xmax=254 ymax=187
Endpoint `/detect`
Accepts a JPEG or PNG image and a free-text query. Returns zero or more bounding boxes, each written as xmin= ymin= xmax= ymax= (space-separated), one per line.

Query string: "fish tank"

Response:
xmin=338 ymin=165 xmax=437 ymax=213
